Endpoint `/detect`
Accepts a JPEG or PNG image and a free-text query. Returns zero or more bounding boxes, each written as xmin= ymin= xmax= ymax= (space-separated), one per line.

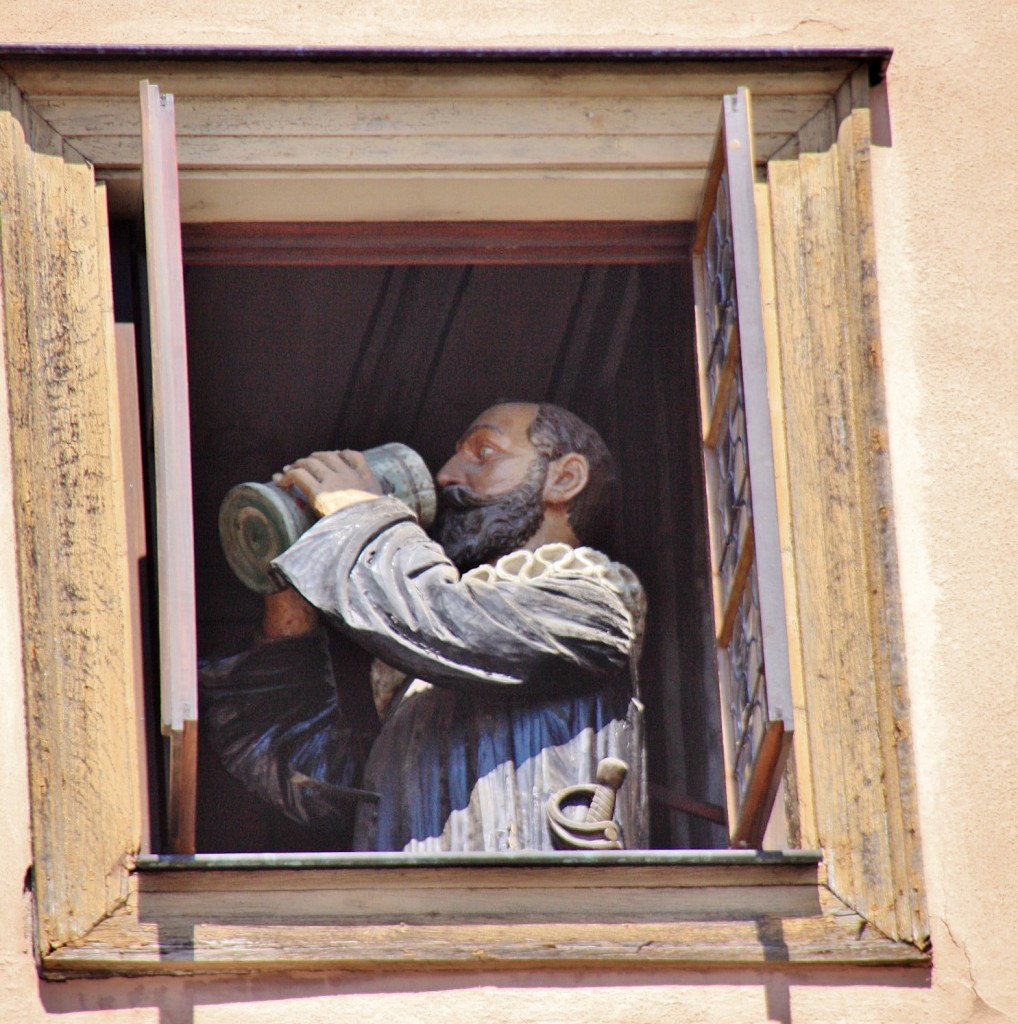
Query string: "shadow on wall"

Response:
xmin=37 ymin=962 xmax=932 ymax=1023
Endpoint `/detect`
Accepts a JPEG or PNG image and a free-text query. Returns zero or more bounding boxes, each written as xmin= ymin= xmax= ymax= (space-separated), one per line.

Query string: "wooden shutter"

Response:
xmin=691 ymin=88 xmax=794 ymax=848
xmin=764 ymin=75 xmax=928 ymax=945
xmin=0 ymin=72 xmax=140 ymax=951
xmin=139 ymin=81 xmax=198 ymax=855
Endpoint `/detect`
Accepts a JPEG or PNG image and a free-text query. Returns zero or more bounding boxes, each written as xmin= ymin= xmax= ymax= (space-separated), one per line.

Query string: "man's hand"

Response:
xmin=273 ymin=449 xmax=382 ymax=518
xmin=261 ymin=587 xmax=319 ymax=640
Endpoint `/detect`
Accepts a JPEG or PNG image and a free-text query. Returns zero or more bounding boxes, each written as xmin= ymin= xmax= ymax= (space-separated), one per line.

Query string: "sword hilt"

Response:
xmin=584 ymin=757 xmax=628 ymax=824
xmin=546 ymin=757 xmax=630 ymax=851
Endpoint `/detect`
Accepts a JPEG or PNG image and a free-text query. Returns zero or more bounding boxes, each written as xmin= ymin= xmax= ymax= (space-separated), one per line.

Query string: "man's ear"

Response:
xmin=543 ymin=452 xmax=589 ymax=506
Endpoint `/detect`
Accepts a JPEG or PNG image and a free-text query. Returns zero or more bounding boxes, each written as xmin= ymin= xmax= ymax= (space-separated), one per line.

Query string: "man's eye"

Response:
xmin=477 ymin=444 xmax=496 ymax=459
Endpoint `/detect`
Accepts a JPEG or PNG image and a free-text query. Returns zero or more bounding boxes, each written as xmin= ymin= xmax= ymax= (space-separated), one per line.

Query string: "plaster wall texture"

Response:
xmin=1 ymin=1 xmax=1017 ymax=1022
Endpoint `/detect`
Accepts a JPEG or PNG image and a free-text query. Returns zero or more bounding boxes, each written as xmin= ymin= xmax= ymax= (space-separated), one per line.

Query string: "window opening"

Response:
xmin=172 ymin=255 xmax=727 ymax=853
xmin=125 ymin=80 xmax=801 ymax=859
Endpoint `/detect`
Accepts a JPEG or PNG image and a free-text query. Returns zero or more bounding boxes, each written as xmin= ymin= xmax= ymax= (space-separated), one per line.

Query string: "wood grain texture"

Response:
xmin=833 ymin=94 xmax=927 ymax=947
xmin=132 ymin=861 xmax=821 ymax=893
xmin=16 ymin=84 xmax=833 ymax=194
xmin=43 ymin=915 xmax=927 ymax=976
xmin=122 ymin=171 xmax=710 ymax=224
xmin=40 ymin=866 xmax=928 ymax=977
xmin=0 ymin=59 xmax=868 ymax=225
xmin=0 ymin=72 xmax=140 ymax=953
xmin=753 ymin=179 xmax=811 ymax=850
xmin=764 ymin=98 xmax=927 ymax=947
xmin=772 ymin=145 xmax=885 ymax=925
xmin=180 ymin=221 xmax=693 ymax=266
xmin=71 ymin=133 xmax=790 ymax=172
xmin=32 ymin=95 xmax=814 ymax=141
xmin=113 ymin=323 xmax=151 ymax=855
xmin=1 ymin=59 xmax=860 ymax=101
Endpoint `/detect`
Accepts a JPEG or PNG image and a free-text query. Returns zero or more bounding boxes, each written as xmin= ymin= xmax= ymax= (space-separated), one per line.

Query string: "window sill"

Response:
xmin=40 ymin=852 xmax=928 ymax=977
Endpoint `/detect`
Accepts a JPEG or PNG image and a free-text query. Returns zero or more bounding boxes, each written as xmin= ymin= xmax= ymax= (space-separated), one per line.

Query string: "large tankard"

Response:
xmin=219 ymin=442 xmax=435 ymax=594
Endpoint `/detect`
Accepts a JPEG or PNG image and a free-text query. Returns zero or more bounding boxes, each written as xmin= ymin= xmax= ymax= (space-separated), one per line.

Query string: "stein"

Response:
xmin=219 ymin=442 xmax=436 ymax=594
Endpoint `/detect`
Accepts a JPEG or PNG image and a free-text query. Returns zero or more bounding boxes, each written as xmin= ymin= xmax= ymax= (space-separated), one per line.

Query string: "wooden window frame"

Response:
xmin=139 ymin=80 xmax=199 ymax=856
xmin=0 ymin=55 xmax=929 ymax=977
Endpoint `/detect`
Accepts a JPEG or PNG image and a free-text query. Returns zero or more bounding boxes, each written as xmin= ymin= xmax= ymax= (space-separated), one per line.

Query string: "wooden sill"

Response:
xmin=40 ymin=852 xmax=928 ymax=977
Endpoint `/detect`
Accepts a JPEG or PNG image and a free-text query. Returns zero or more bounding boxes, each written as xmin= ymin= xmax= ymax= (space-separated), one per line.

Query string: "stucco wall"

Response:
xmin=2 ymin=2 xmax=1017 ymax=1021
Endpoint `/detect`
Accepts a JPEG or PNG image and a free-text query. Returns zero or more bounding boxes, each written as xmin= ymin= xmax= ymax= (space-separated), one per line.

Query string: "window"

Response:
xmin=179 ymin=249 xmax=722 ymax=856
xmin=0 ymin=51 xmax=928 ymax=974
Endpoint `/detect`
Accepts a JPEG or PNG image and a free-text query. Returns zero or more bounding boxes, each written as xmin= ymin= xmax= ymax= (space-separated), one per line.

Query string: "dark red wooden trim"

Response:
xmin=649 ymin=784 xmax=728 ymax=825
xmin=181 ymin=221 xmax=693 ymax=266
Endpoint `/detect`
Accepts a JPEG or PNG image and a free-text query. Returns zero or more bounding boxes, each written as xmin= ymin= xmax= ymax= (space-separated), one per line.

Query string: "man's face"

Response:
xmin=433 ymin=403 xmax=548 ymax=571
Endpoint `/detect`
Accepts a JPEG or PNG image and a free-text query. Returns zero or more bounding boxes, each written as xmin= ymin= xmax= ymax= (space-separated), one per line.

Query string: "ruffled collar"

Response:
xmin=371 ymin=543 xmax=647 ymax=720
xmin=464 ymin=542 xmax=646 ymax=648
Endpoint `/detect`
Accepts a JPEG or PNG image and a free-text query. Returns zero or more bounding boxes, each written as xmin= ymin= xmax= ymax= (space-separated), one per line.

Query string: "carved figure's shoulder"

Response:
xmin=463 ymin=543 xmax=647 ymax=643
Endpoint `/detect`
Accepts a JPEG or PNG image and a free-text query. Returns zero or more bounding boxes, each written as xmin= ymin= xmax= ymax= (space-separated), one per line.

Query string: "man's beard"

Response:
xmin=433 ymin=458 xmax=548 ymax=572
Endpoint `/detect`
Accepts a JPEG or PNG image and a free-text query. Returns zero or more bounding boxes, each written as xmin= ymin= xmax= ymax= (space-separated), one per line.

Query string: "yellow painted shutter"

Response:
xmin=765 ymin=82 xmax=928 ymax=944
xmin=0 ymin=71 xmax=140 ymax=951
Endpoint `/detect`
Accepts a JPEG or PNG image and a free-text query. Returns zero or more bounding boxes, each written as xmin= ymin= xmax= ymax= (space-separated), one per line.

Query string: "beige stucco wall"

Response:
xmin=2 ymin=2 xmax=1017 ymax=1021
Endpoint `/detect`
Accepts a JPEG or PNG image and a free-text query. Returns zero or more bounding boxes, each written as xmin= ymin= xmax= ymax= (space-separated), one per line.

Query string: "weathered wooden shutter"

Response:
xmin=764 ymin=75 xmax=928 ymax=945
xmin=0 ymin=72 xmax=140 ymax=951
xmin=139 ymin=81 xmax=198 ymax=855
xmin=691 ymin=88 xmax=794 ymax=848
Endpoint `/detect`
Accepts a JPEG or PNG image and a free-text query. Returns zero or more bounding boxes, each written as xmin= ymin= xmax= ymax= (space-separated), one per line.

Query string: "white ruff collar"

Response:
xmin=371 ymin=543 xmax=647 ymax=719
xmin=463 ymin=542 xmax=647 ymax=646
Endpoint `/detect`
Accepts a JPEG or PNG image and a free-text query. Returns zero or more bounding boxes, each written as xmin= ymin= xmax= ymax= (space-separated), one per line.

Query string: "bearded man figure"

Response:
xmin=203 ymin=403 xmax=648 ymax=852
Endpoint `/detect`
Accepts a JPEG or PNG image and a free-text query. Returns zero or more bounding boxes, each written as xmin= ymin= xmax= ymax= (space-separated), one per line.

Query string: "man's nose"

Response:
xmin=435 ymin=454 xmax=464 ymax=488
